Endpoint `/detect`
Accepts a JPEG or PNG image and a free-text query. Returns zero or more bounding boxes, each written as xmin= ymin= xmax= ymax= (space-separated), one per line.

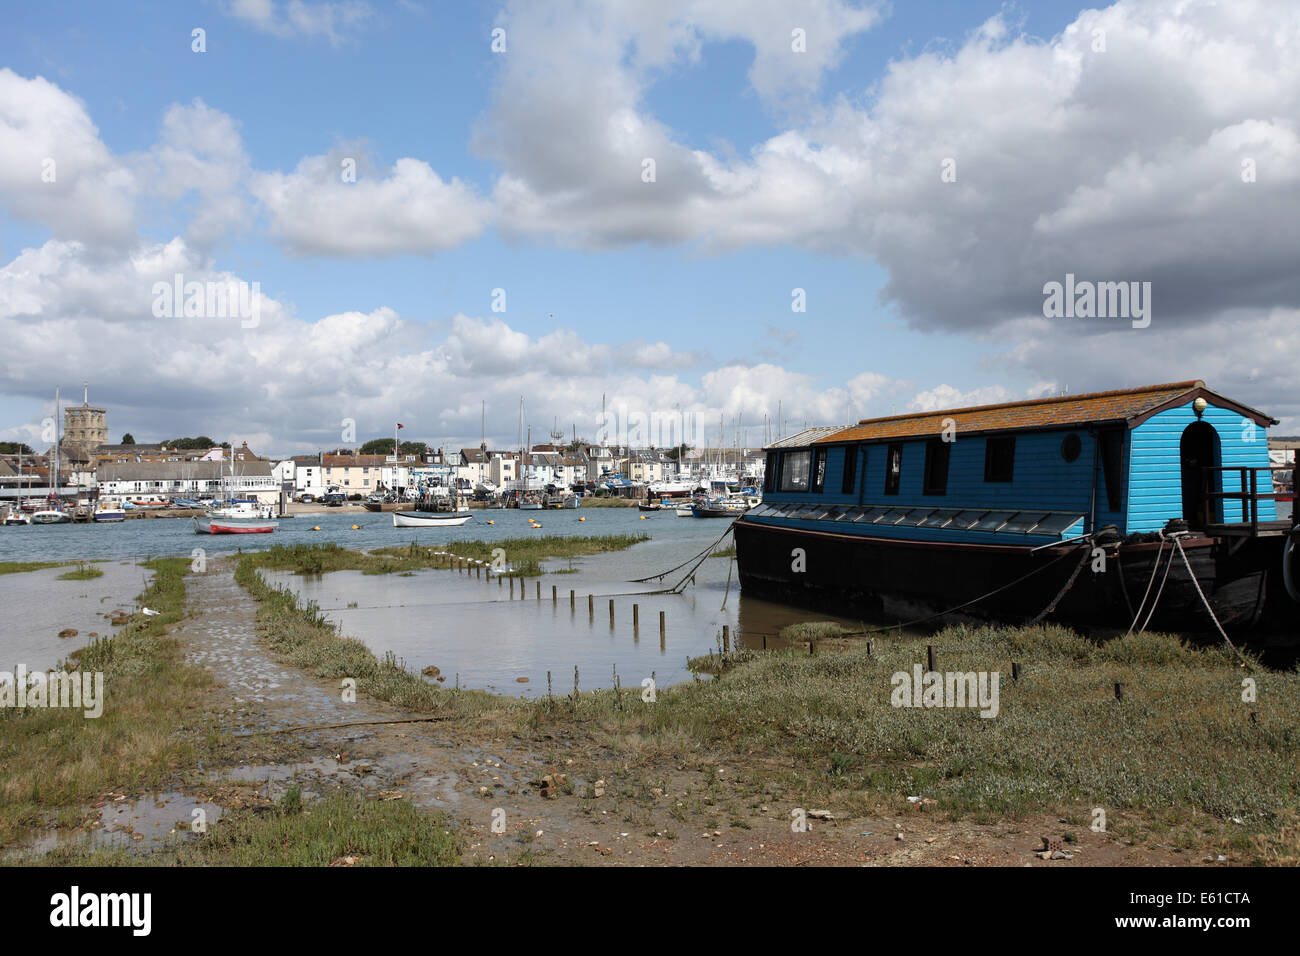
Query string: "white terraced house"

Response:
xmin=96 ymin=460 xmax=278 ymax=503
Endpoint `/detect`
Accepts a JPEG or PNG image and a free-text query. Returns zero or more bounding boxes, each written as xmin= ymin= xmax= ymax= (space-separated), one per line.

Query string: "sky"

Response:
xmin=0 ymin=0 xmax=1296 ymax=456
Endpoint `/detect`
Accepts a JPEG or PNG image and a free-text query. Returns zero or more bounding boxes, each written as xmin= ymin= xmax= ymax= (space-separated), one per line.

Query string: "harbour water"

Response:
xmin=1 ymin=507 xmax=863 ymax=694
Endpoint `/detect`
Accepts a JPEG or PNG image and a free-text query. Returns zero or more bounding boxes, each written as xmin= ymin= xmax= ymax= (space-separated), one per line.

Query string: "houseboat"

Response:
xmin=734 ymin=381 xmax=1299 ymax=634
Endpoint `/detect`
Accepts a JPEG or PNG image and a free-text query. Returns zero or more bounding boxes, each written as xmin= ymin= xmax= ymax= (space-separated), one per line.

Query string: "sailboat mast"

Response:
xmin=52 ymin=387 xmax=60 ymax=496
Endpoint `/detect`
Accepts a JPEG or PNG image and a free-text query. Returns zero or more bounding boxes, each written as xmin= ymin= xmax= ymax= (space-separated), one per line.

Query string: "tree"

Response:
xmin=120 ymin=433 xmax=135 ymax=445
xmin=359 ymin=438 xmax=428 ymax=456
xmin=664 ymin=443 xmax=691 ymax=461
xmin=0 ymin=441 xmax=34 ymax=456
xmin=164 ymin=436 xmax=217 ymax=450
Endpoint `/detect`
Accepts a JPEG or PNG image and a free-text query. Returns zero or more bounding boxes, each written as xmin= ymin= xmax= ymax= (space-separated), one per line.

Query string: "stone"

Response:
xmin=58 ymin=628 xmax=78 ymax=638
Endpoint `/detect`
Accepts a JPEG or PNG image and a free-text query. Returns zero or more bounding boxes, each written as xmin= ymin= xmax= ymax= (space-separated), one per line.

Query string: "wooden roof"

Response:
xmin=810 ymin=381 xmax=1276 ymax=446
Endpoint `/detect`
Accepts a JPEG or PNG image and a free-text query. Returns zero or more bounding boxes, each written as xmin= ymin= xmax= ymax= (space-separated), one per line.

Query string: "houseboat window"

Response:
xmin=841 ymin=447 xmax=857 ymax=494
xmin=779 ymin=450 xmax=812 ymax=492
xmin=923 ymin=440 xmax=950 ymax=495
xmin=810 ymin=448 xmax=828 ymax=493
xmin=1061 ymin=433 xmax=1082 ymax=462
xmin=984 ymin=436 xmax=1016 ymax=482
xmin=884 ymin=443 xmax=903 ymax=495
xmin=763 ymin=451 xmax=778 ymax=493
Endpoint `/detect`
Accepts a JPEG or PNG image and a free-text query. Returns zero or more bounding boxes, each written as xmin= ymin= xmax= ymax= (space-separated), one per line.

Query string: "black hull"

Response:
xmin=733 ymin=519 xmax=1296 ymax=634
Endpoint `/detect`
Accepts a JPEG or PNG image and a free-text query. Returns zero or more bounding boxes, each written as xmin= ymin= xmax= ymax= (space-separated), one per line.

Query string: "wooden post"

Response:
xmin=633 ymin=604 xmax=639 ymax=627
xmin=552 ymin=584 xmax=557 ymax=603
xmin=722 ymin=625 xmax=730 ymax=653
xmin=1011 ymin=662 xmax=1021 ymax=682
xmin=927 ymin=645 xmax=937 ymax=673
xmin=570 ymin=590 xmax=575 ymax=610
xmin=1114 ymin=682 xmax=1124 ymax=701
xmin=865 ymin=640 xmax=872 ymax=656
xmin=762 ymin=634 xmax=767 ymax=650
xmin=609 ymin=599 xmax=614 ymax=627
xmin=509 ymin=577 xmax=514 ymax=598
xmin=588 ymin=594 xmax=593 ymax=618
xmin=536 ymin=581 xmax=540 ymax=600
xmin=659 ymin=610 xmax=665 ymax=639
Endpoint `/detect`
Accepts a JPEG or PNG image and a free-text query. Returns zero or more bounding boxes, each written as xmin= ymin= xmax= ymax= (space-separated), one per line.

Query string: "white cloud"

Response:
xmin=0 ymin=69 xmax=137 ymax=246
xmin=225 ymin=0 xmax=372 ymax=46
xmin=251 ymin=153 xmax=493 ymax=257
xmin=480 ymin=0 xmax=1300 ymax=337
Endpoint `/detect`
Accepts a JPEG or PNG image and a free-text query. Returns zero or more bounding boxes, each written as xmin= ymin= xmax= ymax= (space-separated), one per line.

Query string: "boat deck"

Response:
xmin=1206 ymin=520 xmax=1295 ymax=538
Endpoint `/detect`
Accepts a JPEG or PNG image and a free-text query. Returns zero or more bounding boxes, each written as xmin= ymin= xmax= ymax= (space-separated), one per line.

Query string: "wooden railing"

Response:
xmin=1202 ymin=465 xmax=1296 ymax=534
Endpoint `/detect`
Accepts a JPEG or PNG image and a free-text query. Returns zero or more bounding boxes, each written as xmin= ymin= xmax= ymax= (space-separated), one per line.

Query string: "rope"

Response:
xmin=1028 ymin=544 xmax=1091 ymax=625
xmin=1137 ymin=537 xmax=1177 ymax=634
xmin=1124 ymin=537 xmax=1170 ymax=637
xmin=629 ymin=524 xmax=734 ymax=583
xmin=855 ymin=542 xmax=1090 ymax=635
xmin=1171 ymin=536 xmax=1239 ymax=653
xmin=720 ymin=554 xmax=734 ymax=610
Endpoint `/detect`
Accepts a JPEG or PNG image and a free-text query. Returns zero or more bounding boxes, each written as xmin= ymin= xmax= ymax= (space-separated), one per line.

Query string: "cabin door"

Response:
xmin=1179 ymin=421 xmax=1220 ymax=531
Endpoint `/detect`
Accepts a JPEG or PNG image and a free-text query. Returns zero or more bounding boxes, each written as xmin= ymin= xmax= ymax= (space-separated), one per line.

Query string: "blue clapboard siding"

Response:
xmin=770 ymin=428 xmax=1124 ymax=533
xmin=1127 ymin=402 xmax=1276 ymax=533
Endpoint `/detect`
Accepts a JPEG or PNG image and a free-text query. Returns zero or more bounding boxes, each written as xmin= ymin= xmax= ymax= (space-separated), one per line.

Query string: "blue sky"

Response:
xmin=1 ymin=0 xmax=1295 ymax=452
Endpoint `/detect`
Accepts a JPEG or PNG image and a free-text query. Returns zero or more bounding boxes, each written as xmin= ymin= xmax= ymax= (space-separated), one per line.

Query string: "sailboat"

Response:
xmin=32 ymin=388 xmax=72 ymax=524
xmin=5 ymin=449 xmax=32 ymax=524
xmin=194 ymin=446 xmax=278 ymax=534
xmin=518 ymin=422 xmax=543 ymax=509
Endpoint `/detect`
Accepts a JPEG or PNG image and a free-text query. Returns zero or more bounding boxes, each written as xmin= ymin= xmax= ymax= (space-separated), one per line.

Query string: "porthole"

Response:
xmin=1061 ymin=433 xmax=1082 ymax=463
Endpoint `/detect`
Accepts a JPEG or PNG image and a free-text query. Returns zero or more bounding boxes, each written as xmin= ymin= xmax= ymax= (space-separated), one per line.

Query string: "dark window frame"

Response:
xmin=763 ymin=451 xmax=778 ymax=493
xmin=840 ymin=445 xmax=857 ymax=495
xmin=984 ymin=436 xmax=1016 ymax=483
xmin=810 ymin=448 xmax=828 ymax=493
xmin=923 ymin=439 xmax=950 ymax=495
xmin=884 ymin=442 xmax=903 ymax=495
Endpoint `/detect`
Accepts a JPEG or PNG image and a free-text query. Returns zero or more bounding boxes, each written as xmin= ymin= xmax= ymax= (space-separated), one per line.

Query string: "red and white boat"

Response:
xmin=193 ymin=447 xmax=278 ymax=534
xmin=194 ymin=500 xmax=278 ymax=534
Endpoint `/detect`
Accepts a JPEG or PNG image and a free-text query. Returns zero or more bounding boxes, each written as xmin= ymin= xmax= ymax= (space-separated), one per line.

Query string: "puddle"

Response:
xmin=11 ymin=791 xmax=223 ymax=859
xmin=0 ymin=562 xmax=154 ymax=676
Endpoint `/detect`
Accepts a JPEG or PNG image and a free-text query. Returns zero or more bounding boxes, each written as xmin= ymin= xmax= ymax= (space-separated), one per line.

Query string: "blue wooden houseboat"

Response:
xmin=734 ymin=381 xmax=1298 ymax=633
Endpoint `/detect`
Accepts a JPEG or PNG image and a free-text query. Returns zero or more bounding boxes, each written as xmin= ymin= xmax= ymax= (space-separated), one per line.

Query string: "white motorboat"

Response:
xmin=94 ymin=499 xmax=127 ymax=522
xmin=4 ymin=508 xmax=31 ymax=525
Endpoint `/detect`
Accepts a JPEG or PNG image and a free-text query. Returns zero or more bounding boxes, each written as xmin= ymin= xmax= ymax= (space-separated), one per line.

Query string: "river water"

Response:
xmin=0 ymin=507 xmax=858 ymax=694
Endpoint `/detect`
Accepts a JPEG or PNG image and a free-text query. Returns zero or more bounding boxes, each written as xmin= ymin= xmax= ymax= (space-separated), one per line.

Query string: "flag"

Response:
xmin=397 ymin=423 xmax=404 ymax=429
